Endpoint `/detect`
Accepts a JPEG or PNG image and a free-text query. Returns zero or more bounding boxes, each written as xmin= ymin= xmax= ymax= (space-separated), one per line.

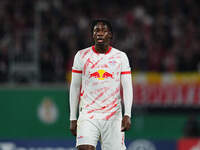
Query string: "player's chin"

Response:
xmin=96 ymin=41 xmax=105 ymax=46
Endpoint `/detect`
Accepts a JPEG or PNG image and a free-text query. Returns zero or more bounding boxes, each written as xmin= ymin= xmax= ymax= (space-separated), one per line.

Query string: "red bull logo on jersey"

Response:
xmin=89 ymin=70 xmax=113 ymax=80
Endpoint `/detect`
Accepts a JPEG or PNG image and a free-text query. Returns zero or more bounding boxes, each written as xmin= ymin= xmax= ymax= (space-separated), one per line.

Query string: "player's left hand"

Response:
xmin=121 ymin=115 xmax=131 ymax=132
xmin=70 ymin=120 xmax=77 ymax=136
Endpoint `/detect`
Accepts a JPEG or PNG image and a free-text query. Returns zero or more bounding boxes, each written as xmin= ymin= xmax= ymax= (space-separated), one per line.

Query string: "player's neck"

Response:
xmin=95 ymin=44 xmax=109 ymax=54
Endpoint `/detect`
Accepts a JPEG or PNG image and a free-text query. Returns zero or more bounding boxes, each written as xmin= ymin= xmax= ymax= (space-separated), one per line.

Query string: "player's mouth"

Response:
xmin=96 ymin=37 xmax=104 ymax=43
xmin=97 ymin=39 xmax=104 ymax=44
xmin=97 ymin=39 xmax=104 ymax=43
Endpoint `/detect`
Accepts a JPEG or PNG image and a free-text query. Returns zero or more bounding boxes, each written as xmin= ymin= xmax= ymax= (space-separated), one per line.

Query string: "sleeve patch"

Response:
xmin=72 ymin=69 xmax=82 ymax=73
xmin=121 ymin=71 xmax=131 ymax=75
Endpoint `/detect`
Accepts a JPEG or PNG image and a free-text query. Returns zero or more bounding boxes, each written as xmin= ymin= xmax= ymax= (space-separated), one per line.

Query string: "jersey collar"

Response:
xmin=92 ymin=45 xmax=112 ymax=55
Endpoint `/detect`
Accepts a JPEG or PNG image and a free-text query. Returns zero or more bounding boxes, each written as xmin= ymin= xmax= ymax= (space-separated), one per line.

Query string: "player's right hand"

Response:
xmin=70 ymin=120 xmax=77 ymax=136
xmin=121 ymin=115 xmax=131 ymax=132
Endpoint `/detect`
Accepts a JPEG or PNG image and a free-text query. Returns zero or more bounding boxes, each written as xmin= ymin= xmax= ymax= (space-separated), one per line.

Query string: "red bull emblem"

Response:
xmin=90 ymin=70 xmax=113 ymax=80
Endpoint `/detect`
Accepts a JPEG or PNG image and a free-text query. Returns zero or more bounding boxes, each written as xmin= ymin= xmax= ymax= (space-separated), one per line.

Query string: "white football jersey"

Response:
xmin=72 ymin=46 xmax=131 ymax=120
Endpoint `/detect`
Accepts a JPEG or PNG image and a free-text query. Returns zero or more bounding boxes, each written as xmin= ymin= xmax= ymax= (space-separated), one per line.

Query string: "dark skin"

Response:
xmin=93 ymin=22 xmax=112 ymax=53
xmin=70 ymin=22 xmax=131 ymax=150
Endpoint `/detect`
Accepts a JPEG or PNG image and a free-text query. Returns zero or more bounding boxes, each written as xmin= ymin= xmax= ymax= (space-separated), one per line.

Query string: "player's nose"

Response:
xmin=97 ymin=30 xmax=104 ymax=36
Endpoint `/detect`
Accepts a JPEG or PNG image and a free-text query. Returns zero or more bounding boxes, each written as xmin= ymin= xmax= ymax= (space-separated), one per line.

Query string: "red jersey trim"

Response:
xmin=121 ymin=71 xmax=131 ymax=75
xmin=72 ymin=69 xmax=82 ymax=73
xmin=92 ymin=46 xmax=112 ymax=54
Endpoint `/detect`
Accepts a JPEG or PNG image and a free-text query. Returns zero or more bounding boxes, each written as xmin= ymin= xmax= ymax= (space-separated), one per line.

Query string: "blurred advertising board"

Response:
xmin=126 ymin=139 xmax=176 ymax=150
xmin=178 ymin=138 xmax=200 ymax=150
xmin=0 ymin=140 xmax=76 ymax=150
xmin=0 ymin=139 xmax=176 ymax=150
xmin=0 ymin=88 xmax=70 ymax=138
xmin=0 ymin=88 xmax=188 ymax=139
xmin=132 ymin=73 xmax=200 ymax=107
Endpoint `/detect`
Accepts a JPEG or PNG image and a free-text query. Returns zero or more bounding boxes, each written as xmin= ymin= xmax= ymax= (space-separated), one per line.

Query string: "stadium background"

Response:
xmin=0 ymin=0 xmax=200 ymax=150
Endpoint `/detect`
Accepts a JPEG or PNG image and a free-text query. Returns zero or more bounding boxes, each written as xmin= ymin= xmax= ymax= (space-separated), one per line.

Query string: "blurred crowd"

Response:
xmin=0 ymin=0 xmax=200 ymax=83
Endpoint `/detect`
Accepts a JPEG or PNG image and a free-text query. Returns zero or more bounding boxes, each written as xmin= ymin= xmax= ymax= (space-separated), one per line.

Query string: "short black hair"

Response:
xmin=91 ymin=19 xmax=113 ymax=35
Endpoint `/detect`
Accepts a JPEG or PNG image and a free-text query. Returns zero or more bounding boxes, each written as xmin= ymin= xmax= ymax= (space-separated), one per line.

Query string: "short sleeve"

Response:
xmin=72 ymin=51 xmax=82 ymax=73
xmin=121 ymin=52 xmax=131 ymax=74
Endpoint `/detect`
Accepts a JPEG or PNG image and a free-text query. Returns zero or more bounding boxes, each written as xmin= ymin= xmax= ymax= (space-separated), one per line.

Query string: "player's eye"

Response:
xmin=94 ymin=29 xmax=100 ymax=33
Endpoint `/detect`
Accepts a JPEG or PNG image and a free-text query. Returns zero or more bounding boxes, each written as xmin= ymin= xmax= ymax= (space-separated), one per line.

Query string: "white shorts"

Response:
xmin=76 ymin=119 xmax=126 ymax=150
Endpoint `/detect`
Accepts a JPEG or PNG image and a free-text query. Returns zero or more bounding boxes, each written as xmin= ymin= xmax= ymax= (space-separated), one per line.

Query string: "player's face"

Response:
xmin=93 ymin=22 xmax=112 ymax=46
